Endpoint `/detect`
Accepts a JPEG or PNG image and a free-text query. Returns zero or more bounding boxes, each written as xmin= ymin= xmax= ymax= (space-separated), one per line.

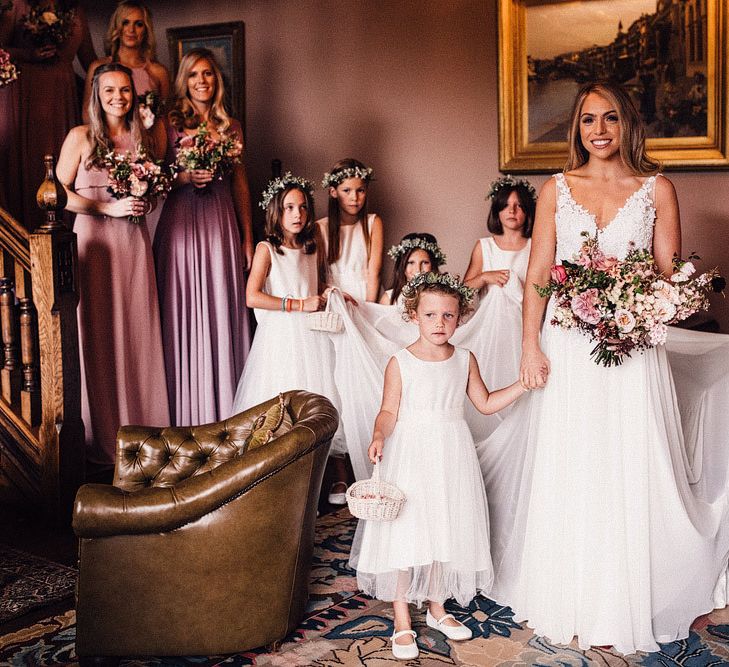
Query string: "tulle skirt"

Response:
xmin=477 ymin=316 xmax=729 ymax=654
xmin=230 ymin=309 xmax=345 ymax=453
xmin=350 ymin=413 xmax=494 ymax=607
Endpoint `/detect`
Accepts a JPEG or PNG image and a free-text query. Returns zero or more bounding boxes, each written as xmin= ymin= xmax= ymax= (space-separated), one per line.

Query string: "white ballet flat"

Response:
xmin=426 ymin=609 xmax=472 ymax=640
xmin=391 ymin=629 xmax=418 ymax=660
xmin=327 ymin=483 xmax=347 ymax=505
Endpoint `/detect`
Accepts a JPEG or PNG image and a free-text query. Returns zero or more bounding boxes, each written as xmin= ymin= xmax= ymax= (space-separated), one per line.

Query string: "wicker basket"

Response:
xmin=346 ymin=461 xmax=405 ymax=521
xmin=306 ymin=291 xmax=344 ymax=333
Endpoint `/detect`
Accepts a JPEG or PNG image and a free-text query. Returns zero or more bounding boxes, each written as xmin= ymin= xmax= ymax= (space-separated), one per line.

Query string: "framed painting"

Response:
xmin=167 ymin=21 xmax=246 ymax=135
xmin=498 ymin=0 xmax=728 ymax=172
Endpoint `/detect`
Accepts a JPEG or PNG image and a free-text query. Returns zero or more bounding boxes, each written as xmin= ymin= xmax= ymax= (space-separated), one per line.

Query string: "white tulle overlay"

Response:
xmin=349 ymin=347 xmax=494 ymax=606
xmin=327 ymin=239 xmax=530 ymax=481
xmin=476 ymin=173 xmax=729 ymax=654
xmin=230 ymin=243 xmax=345 ymax=452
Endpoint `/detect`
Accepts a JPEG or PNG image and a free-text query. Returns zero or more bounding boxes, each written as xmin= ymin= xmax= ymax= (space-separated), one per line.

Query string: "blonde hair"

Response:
xmin=105 ymin=1 xmax=156 ymax=62
xmin=168 ymin=49 xmax=232 ymax=132
xmin=85 ymin=63 xmax=147 ymax=169
xmin=565 ymin=81 xmax=659 ymax=175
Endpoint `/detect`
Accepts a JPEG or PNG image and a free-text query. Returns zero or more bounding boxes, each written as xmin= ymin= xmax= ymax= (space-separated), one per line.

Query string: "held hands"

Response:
xmin=482 ymin=269 xmax=510 ymax=287
xmin=368 ymin=438 xmax=384 ymax=464
xmin=189 ymin=169 xmax=214 ymax=188
xmin=29 ymin=45 xmax=58 ymax=62
xmin=520 ymin=346 xmax=550 ymax=390
xmin=104 ymin=196 xmax=148 ymax=219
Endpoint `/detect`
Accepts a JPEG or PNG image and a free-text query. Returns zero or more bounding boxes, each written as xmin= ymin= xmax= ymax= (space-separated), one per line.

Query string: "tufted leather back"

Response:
xmin=113 ymin=405 xmax=288 ymax=492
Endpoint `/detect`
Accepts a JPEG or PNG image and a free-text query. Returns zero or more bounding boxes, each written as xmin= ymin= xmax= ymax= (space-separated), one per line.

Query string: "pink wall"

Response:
xmin=87 ymin=0 xmax=729 ymax=330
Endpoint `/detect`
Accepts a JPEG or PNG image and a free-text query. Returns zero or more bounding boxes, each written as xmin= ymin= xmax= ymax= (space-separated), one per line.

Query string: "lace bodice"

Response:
xmin=553 ymin=173 xmax=657 ymax=262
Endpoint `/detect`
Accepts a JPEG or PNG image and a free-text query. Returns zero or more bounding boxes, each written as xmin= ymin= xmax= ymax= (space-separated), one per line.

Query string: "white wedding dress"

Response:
xmin=476 ymin=173 xmax=729 ymax=654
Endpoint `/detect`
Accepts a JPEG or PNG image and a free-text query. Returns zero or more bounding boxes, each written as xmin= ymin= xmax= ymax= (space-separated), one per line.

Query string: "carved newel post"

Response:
xmin=31 ymin=155 xmax=84 ymax=516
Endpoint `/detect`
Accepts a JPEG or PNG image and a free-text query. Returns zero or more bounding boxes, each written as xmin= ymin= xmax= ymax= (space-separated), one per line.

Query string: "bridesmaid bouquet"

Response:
xmin=0 ymin=49 xmax=18 ymax=88
xmin=20 ymin=5 xmax=75 ymax=47
xmin=101 ymin=150 xmax=176 ymax=224
xmin=174 ymin=122 xmax=243 ymax=191
xmin=137 ymin=90 xmax=161 ymax=130
xmin=536 ymin=233 xmax=724 ymax=367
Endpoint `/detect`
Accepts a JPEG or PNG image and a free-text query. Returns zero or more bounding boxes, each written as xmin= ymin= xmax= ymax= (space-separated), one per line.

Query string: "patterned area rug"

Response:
xmin=0 ymin=545 xmax=76 ymax=624
xmin=1 ymin=509 xmax=728 ymax=666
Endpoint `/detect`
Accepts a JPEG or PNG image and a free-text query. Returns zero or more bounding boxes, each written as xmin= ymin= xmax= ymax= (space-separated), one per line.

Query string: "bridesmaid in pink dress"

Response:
xmin=82 ymin=1 xmax=169 ymax=143
xmin=56 ymin=63 xmax=169 ymax=466
xmin=154 ymin=48 xmax=253 ymax=426
xmin=0 ymin=0 xmax=96 ymax=228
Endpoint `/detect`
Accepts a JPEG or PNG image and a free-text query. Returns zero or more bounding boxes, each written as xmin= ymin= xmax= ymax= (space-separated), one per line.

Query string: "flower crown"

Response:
xmin=260 ymin=172 xmax=315 ymax=210
xmin=321 ymin=165 xmax=374 ymax=189
xmin=387 ymin=237 xmax=447 ymax=267
xmin=486 ymin=174 xmax=537 ymax=201
xmin=401 ymin=272 xmax=476 ymax=305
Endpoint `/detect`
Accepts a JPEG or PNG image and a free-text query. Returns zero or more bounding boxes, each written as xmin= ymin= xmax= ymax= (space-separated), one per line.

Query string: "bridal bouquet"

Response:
xmin=101 ymin=149 xmax=176 ymax=224
xmin=174 ymin=122 xmax=243 ymax=188
xmin=0 ymin=49 xmax=18 ymax=88
xmin=536 ymin=233 xmax=724 ymax=367
xmin=20 ymin=5 xmax=76 ymax=48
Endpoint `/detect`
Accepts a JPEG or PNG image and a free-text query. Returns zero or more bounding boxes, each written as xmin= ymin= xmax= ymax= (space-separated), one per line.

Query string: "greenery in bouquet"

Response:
xmin=0 ymin=48 xmax=18 ymax=88
xmin=100 ymin=148 xmax=176 ymax=224
xmin=536 ymin=232 xmax=723 ymax=367
xmin=20 ymin=5 xmax=76 ymax=48
xmin=174 ymin=122 xmax=243 ymax=187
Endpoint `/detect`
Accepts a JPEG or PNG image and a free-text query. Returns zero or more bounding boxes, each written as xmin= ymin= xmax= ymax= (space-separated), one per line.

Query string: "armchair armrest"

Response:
xmin=74 ymin=423 xmax=317 ymax=537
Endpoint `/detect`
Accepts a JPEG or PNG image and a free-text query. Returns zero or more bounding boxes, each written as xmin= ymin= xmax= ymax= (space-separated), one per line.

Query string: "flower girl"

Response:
xmin=380 ymin=232 xmax=446 ymax=306
xmin=229 ymin=174 xmax=341 ymax=428
xmin=317 ymin=158 xmax=384 ymax=303
xmin=350 ymin=272 xmax=528 ymax=660
xmin=454 ymin=176 xmax=536 ymax=440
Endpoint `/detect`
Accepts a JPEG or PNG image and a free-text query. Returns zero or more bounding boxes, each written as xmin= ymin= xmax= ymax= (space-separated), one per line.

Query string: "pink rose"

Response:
xmin=593 ymin=254 xmax=619 ymax=272
xmin=550 ymin=264 xmax=567 ymax=284
xmin=571 ymin=288 xmax=601 ymax=325
xmin=178 ymin=135 xmax=194 ymax=148
xmin=614 ymin=308 xmax=636 ymax=333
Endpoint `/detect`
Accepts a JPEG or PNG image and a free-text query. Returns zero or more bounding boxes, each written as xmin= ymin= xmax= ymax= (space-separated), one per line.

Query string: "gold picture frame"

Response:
xmin=498 ymin=0 xmax=728 ymax=172
xmin=167 ymin=21 xmax=246 ymax=135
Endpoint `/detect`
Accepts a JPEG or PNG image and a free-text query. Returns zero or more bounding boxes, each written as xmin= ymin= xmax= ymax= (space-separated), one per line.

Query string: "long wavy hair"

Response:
xmin=565 ymin=80 xmax=659 ymax=175
xmin=325 ymin=158 xmax=371 ymax=265
xmin=105 ymin=1 xmax=156 ymax=63
xmin=389 ymin=233 xmax=442 ymax=305
xmin=85 ymin=63 xmax=146 ymax=169
xmin=265 ymin=184 xmax=317 ymax=255
xmin=487 ymin=184 xmax=536 ymax=237
xmin=168 ymin=48 xmax=231 ymax=132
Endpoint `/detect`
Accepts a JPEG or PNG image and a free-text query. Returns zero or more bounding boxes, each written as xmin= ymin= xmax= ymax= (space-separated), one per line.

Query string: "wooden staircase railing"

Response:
xmin=0 ymin=155 xmax=84 ymax=519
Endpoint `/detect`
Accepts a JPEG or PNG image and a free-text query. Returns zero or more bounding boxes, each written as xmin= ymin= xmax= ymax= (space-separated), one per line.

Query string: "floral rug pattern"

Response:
xmin=0 ymin=509 xmax=727 ymax=666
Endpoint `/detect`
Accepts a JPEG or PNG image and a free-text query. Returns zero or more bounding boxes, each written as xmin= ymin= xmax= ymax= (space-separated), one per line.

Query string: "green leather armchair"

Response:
xmin=72 ymin=390 xmax=338 ymax=663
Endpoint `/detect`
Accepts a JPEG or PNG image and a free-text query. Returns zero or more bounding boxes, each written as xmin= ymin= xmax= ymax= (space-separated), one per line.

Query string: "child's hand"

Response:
xmin=302 ymin=295 xmax=324 ymax=312
xmin=482 ymin=269 xmax=510 ymax=287
xmin=368 ymin=439 xmax=384 ymax=464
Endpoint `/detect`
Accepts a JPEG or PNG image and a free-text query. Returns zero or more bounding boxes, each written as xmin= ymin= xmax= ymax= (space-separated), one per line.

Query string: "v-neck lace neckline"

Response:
xmin=560 ymin=174 xmax=653 ymax=233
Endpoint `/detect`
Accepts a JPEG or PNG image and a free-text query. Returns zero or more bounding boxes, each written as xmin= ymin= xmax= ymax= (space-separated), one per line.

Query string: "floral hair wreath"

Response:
xmin=387 ymin=237 xmax=447 ymax=267
xmin=401 ymin=271 xmax=476 ymax=305
xmin=486 ymin=174 xmax=537 ymax=201
xmin=259 ymin=172 xmax=315 ymax=210
xmin=321 ymin=165 xmax=374 ymax=189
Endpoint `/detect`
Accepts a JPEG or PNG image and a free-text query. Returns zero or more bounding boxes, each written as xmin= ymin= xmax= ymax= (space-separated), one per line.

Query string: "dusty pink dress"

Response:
xmin=74 ymin=133 xmax=170 ymax=465
xmin=1 ymin=0 xmax=92 ymax=229
xmin=153 ymin=120 xmax=251 ymax=426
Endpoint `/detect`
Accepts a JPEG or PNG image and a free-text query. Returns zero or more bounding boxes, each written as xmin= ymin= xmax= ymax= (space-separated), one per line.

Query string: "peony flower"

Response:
xmin=653 ymin=298 xmax=676 ymax=323
xmin=614 ymin=309 xmax=636 ymax=333
xmin=41 ymin=11 xmax=59 ymax=24
xmin=129 ymin=174 xmax=148 ymax=197
xmin=571 ymin=289 xmax=601 ymax=325
xmin=550 ymin=264 xmax=567 ymax=284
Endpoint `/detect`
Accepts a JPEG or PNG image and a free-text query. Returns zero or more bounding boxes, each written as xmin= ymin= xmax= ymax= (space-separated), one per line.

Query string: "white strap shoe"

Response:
xmin=426 ymin=609 xmax=472 ymax=640
xmin=391 ymin=629 xmax=419 ymax=660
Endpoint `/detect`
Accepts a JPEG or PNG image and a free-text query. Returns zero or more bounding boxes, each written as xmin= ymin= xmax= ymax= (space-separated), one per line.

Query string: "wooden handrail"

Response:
xmin=0 ymin=156 xmax=83 ymax=520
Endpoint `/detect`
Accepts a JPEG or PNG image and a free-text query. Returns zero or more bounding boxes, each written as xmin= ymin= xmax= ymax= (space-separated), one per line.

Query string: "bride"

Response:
xmin=477 ymin=80 xmax=729 ymax=654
